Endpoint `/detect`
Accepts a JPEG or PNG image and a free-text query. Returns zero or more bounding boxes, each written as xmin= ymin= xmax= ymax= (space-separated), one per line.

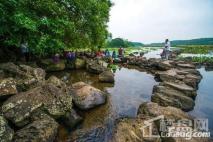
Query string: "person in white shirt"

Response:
xmin=164 ymin=39 xmax=171 ymax=60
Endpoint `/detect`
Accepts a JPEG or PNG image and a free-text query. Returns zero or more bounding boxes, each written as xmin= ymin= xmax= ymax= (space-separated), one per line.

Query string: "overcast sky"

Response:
xmin=108 ymin=0 xmax=213 ymax=43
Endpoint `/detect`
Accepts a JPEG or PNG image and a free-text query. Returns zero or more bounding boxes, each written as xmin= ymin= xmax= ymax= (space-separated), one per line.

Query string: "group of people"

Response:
xmin=52 ymin=51 xmax=76 ymax=63
xmin=96 ymin=47 xmax=125 ymax=59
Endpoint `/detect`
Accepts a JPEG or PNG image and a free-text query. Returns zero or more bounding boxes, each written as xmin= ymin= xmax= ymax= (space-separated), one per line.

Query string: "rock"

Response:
xmin=155 ymin=69 xmax=202 ymax=89
xmin=155 ymin=69 xmax=184 ymax=82
xmin=75 ymin=58 xmax=86 ymax=69
xmin=19 ymin=65 xmax=46 ymax=82
xmin=71 ymin=82 xmax=107 ymax=110
xmin=183 ymin=74 xmax=202 ymax=89
xmin=2 ymin=84 xmax=72 ymax=127
xmin=13 ymin=115 xmax=58 ymax=142
xmin=0 ymin=78 xmax=17 ymax=100
xmin=137 ymin=102 xmax=192 ymax=121
xmin=99 ymin=71 xmax=115 ymax=83
xmin=16 ymin=65 xmax=46 ymax=91
xmin=151 ymin=85 xmax=195 ymax=111
xmin=163 ymin=82 xmax=196 ymax=98
xmin=177 ymin=63 xmax=195 ymax=69
xmin=62 ymin=109 xmax=83 ymax=128
xmin=0 ymin=115 xmax=14 ymax=142
xmin=46 ymin=76 xmax=68 ymax=94
xmin=157 ymin=60 xmax=173 ymax=71
xmin=0 ymin=63 xmax=46 ymax=91
xmin=40 ymin=59 xmax=65 ymax=72
xmin=86 ymin=59 xmax=108 ymax=74
xmin=112 ymin=117 xmax=161 ymax=142
xmin=0 ymin=62 xmax=28 ymax=78
xmin=67 ymin=125 xmax=106 ymax=142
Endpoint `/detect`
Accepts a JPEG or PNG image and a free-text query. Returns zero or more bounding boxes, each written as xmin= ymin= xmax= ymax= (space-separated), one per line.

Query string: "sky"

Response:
xmin=108 ymin=0 xmax=213 ymax=44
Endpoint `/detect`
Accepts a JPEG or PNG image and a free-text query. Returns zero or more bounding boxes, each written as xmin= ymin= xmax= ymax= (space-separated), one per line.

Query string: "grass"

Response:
xmin=178 ymin=56 xmax=213 ymax=63
xmin=177 ymin=45 xmax=213 ymax=54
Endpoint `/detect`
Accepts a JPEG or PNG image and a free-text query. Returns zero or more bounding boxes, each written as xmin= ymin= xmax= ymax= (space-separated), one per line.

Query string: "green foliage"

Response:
xmin=180 ymin=45 xmax=213 ymax=54
xmin=106 ymin=38 xmax=143 ymax=48
xmin=0 ymin=0 xmax=112 ymax=56
xmin=191 ymin=56 xmax=213 ymax=63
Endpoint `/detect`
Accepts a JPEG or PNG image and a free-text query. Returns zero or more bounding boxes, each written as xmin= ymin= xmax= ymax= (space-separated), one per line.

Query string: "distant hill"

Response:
xmin=145 ymin=38 xmax=213 ymax=47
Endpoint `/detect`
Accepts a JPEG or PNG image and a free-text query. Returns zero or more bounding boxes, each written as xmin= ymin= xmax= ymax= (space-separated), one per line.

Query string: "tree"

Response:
xmin=0 ymin=0 xmax=112 ymax=56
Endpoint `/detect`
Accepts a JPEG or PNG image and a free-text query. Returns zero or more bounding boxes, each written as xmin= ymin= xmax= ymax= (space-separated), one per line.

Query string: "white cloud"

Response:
xmin=108 ymin=0 xmax=213 ymax=43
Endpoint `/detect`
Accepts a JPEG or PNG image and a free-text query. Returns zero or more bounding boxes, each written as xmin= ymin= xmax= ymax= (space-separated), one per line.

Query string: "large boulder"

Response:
xmin=151 ymin=85 xmax=195 ymax=111
xmin=0 ymin=78 xmax=17 ymax=100
xmin=13 ymin=115 xmax=58 ymax=142
xmin=99 ymin=70 xmax=115 ymax=83
xmin=2 ymin=84 xmax=72 ymax=127
xmin=40 ymin=59 xmax=65 ymax=72
xmin=86 ymin=59 xmax=108 ymax=74
xmin=0 ymin=115 xmax=14 ymax=142
xmin=75 ymin=58 xmax=86 ymax=69
xmin=70 ymin=82 xmax=107 ymax=110
xmin=112 ymin=117 xmax=161 ymax=142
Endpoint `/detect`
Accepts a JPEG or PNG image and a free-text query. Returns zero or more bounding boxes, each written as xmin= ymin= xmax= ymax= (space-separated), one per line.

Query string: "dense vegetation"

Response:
xmin=179 ymin=45 xmax=213 ymax=54
xmin=145 ymin=38 xmax=213 ymax=47
xmin=0 ymin=0 xmax=112 ymax=56
xmin=106 ymin=38 xmax=143 ymax=48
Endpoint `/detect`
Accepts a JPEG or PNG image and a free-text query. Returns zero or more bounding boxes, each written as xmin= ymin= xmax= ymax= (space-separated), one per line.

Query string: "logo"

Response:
xmin=139 ymin=115 xmax=211 ymax=140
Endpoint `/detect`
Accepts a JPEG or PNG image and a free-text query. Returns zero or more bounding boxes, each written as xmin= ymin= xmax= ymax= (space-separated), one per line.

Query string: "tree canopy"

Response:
xmin=107 ymin=38 xmax=143 ymax=48
xmin=0 ymin=0 xmax=112 ymax=56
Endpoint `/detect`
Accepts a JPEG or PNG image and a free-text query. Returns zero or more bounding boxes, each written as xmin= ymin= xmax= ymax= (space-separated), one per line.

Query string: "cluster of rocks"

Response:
xmin=152 ymin=60 xmax=202 ymax=111
xmin=0 ymin=62 xmax=109 ymax=142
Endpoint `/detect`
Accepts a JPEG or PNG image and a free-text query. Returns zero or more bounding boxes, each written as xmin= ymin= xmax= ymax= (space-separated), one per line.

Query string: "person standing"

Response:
xmin=21 ymin=42 xmax=29 ymax=62
xmin=164 ymin=39 xmax=171 ymax=60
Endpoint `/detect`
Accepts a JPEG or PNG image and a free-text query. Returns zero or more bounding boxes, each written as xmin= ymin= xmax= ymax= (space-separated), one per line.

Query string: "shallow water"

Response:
xmin=143 ymin=49 xmax=162 ymax=59
xmin=190 ymin=67 xmax=213 ymax=136
xmin=50 ymin=67 xmax=158 ymax=141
